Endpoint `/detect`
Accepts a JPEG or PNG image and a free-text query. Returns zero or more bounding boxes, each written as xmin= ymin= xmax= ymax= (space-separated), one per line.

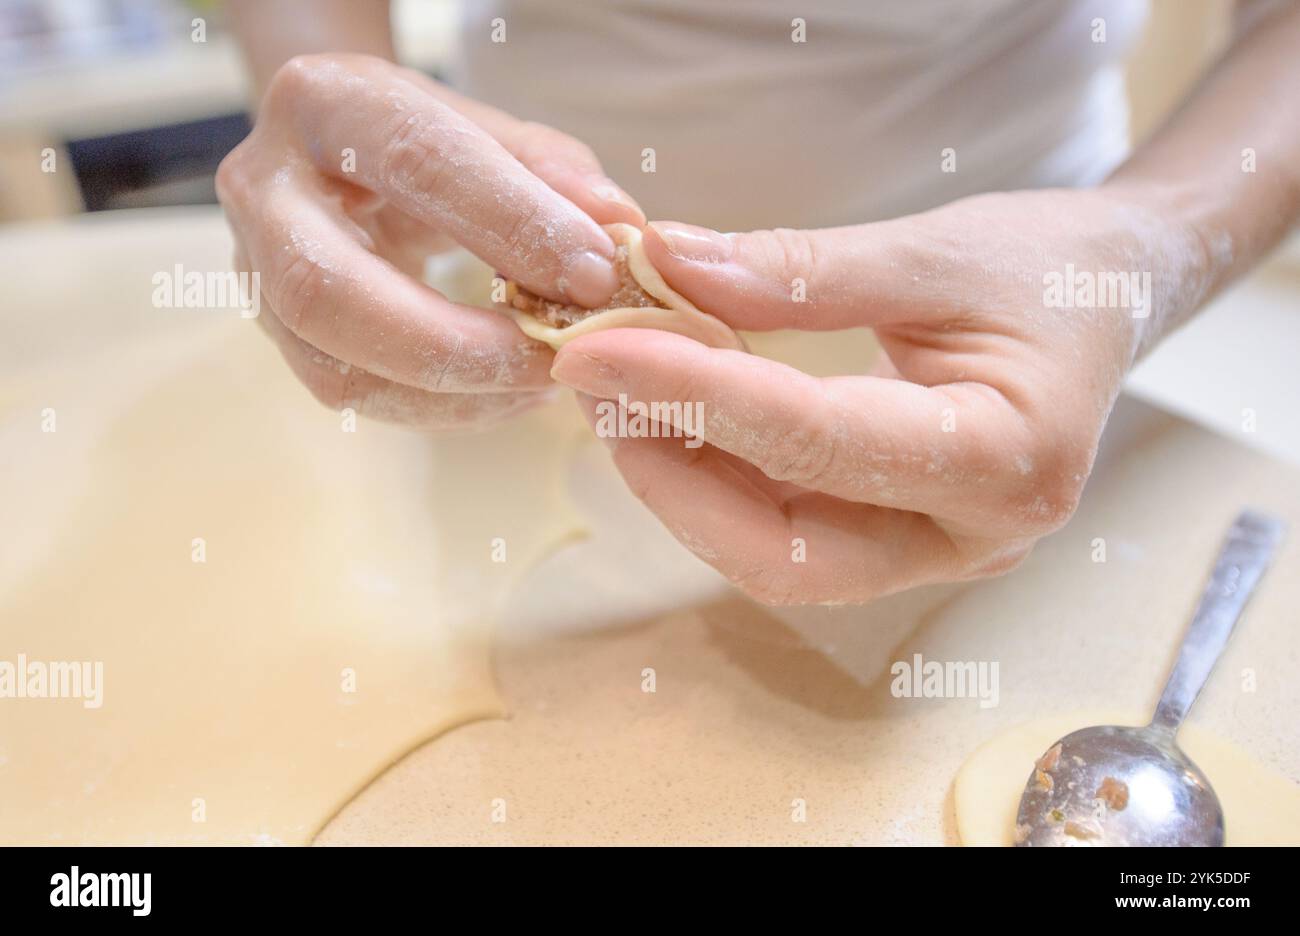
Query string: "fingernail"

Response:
xmin=559 ymin=249 xmax=619 ymax=307
xmin=650 ymin=221 xmax=732 ymax=263
xmin=550 ymin=350 xmax=623 ymax=396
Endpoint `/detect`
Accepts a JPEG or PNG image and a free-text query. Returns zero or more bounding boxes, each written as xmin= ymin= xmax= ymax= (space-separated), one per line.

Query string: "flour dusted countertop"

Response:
xmin=2 ymin=207 xmax=1297 ymax=845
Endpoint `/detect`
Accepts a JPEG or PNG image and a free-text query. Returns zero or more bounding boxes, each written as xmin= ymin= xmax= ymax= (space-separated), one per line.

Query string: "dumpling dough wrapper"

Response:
xmin=499 ymin=223 xmax=745 ymax=351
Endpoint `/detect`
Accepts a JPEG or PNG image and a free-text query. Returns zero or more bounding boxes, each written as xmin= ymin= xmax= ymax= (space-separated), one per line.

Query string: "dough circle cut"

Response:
xmin=499 ymin=222 xmax=744 ymax=351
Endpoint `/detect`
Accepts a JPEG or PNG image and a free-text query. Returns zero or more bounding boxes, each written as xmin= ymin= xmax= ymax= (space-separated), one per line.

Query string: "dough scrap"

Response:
xmin=499 ymin=222 xmax=744 ymax=351
xmin=954 ymin=711 xmax=1300 ymax=847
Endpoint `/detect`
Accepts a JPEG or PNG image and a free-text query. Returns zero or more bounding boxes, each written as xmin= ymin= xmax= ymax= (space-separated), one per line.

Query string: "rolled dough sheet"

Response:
xmin=0 ymin=318 xmax=585 ymax=844
xmin=0 ymin=217 xmax=889 ymax=844
xmin=955 ymin=711 xmax=1300 ymax=846
xmin=318 ymin=596 xmax=952 ymax=846
xmin=319 ymin=409 xmax=1300 ymax=845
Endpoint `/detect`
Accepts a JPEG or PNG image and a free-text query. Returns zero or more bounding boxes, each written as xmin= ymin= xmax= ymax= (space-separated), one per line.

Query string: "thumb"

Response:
xmin=643 ymin=220 xmax=915 ymax=331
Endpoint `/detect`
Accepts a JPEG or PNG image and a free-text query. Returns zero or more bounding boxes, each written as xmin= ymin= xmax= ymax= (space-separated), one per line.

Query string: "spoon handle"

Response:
xmin=1150 ymin=509 xmax=1286 ymax=734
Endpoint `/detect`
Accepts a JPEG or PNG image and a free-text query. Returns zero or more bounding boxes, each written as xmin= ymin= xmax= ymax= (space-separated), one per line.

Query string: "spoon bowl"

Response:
xmin=1015 ymin=724 xmax=1221 ymax=846
xmin=1014 ymin=510 xmax=1284 ymax=847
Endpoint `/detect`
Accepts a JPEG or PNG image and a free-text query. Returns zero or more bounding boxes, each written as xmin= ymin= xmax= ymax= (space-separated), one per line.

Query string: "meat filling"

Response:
xmin=506 ymin=243 xmax=667 ymax=328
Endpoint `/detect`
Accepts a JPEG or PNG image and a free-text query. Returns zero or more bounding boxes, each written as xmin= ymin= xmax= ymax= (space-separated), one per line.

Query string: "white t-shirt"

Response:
xmin=452 ymin=0 xmax=1148 ymax=231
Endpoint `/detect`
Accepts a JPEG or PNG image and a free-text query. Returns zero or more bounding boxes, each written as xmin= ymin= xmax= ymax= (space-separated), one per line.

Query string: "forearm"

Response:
xmin=227 ymin=0 xmax=395 ymax=103
xmin=1104 ymin=2 xmax=1300 ymax=351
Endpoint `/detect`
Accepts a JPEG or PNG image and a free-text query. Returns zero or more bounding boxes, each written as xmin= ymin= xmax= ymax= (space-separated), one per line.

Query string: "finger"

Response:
xmin=555 ymin=330 xmax=1049 ymax=534
xmin=573 ymin=394 xmax=963 ymax=605
xmin=257 ymin=298 xmax=543 ymax=430
xmin=227 ymin=168 xmax=555 ymax=393
xmin=264 ymin=54 xmax=620 ymax=306
xmin=400 ymin=71 xmax=645 ymax=228
xmin=641 ymin=220 xmax=939 ymax=331
xmin=497 ymin=120 xmax=645 ymax=229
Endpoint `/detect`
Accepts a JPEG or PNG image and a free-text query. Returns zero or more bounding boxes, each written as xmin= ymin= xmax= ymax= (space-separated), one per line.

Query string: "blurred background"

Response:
xmin=0 ymin=0 xmax=454 ymax=217
xmin=2 ymin=0 xmax=1297 ymax=462
xmin=0 ymin=0 xmax=1236 ymax=221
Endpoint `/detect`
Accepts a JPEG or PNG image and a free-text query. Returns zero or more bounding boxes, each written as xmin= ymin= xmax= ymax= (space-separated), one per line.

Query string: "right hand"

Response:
xmin=216 ymin=53 xmax=644 ymax=430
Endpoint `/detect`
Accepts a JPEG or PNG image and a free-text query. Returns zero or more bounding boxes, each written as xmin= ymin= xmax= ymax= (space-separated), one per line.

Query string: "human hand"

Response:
xmin=550 ymin=189 xmax=1209 ymax=603
xmin=217 ymin=53 xmax=643 ymax=429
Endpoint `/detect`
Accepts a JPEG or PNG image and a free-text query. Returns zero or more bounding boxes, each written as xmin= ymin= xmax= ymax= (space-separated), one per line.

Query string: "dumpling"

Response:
xmin=498 ymin=222 xmax=744 ymax=351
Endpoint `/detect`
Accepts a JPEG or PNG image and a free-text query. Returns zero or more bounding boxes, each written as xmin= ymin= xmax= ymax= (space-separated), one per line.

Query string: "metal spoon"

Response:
xmin=1014 ymin=509 xmax=1286 ymax=846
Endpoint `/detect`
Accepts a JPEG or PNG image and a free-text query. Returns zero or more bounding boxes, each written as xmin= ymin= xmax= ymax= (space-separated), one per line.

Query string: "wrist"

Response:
xmin=1092 ymin=180 xmax=1226 ymax=359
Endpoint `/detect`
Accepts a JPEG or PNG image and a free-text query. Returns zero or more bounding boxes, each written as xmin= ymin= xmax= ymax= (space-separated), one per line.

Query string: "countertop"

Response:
xmin=3 ymin=207 xmax=1298 ymax=845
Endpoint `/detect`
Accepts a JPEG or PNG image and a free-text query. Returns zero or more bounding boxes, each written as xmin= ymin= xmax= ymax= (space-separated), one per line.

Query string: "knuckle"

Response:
xmin=661 ymin=368 xmax=700 ymax=418
xmin=500 ymin=199 xmax=546 ymax=258
xmin=264 ymin=54 xmax=330 ymax=112
xmin=421 ymin=333 xmax=466 ymax=392
xmin=751 ymin=227 xmax=818 ymax=290
xmin=213 ymin=147 xmax=246 ymax=207
xmin=1011 ymin=440 xmax=1090 ymax=534
xmin=381 ymin=117 xmax=452 ymax=197
xmin=757 ymin=418 xmax=839 ymax=486
xmin=273 ymin=249 xmax=330 ymax=333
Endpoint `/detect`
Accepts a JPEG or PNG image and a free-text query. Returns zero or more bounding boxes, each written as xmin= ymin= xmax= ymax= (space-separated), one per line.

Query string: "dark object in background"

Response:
xmin=67 ymin=112 xmax=250 ymax=211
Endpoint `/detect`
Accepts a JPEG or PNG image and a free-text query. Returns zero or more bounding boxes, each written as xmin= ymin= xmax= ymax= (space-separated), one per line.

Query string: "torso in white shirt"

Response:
xmin=452 ymin=0 xmax=1148 ymax=231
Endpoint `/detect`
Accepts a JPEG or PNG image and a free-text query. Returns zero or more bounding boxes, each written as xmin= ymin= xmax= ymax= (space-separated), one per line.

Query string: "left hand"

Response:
xmin=549 ymin=189 xmax=1208 ymax=604
xmin=217 ymin=53 xmax=642 ymax=431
